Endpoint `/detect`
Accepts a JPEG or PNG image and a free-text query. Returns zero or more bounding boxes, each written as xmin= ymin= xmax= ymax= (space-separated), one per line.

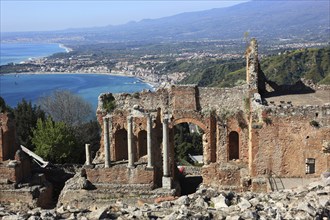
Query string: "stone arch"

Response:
xmin=114 ymin=128 xmax=128 ymax=161
xmin=228 ymin=131 xmax=239 ymax=160
xmin=138 ymin=130 xmax=147 ymax=158
xmin=171 ymin=117 xmax=207 ymax=132
xmin=170 ymin=117 xmax=214 ymax=164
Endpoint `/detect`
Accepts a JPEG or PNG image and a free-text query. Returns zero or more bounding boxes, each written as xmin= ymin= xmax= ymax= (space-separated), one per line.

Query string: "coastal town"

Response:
xmin=0 ymin=42 xmax=244 ymax=86
xmin=1 ymin=40 xmax=327 ymax=88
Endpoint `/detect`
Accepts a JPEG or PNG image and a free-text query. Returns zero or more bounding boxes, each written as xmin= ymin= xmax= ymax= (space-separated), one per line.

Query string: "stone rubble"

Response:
xmin=0 ymin=176 xmax=329 ymax=219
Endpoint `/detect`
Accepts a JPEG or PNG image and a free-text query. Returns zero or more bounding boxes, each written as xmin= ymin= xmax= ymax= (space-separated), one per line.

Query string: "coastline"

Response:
xmin=2 ymin=71 xmax=160 ymax=90
xmin=1 ymin=42 xmax=161 ymax=89
xmin=0 ymin=42 xmax=70 ymax=66
xmin=59 ymin=43 xmax=73 ymax=53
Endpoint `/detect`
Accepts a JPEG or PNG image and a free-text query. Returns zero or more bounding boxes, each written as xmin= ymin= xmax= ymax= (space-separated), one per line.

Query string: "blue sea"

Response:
xmin=0 ymin=74 xmax=152 ymax=110
xmin=0 ymin=43 xmax=67 ymax=65
xmin=0 ymin=43 xmax=153 ymax=110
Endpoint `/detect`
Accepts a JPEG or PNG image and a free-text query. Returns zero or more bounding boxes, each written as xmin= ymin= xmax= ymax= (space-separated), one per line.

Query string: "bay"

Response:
xmin=0 ymin=73 xmax=153 ymax=110
xmin=0 ymin=43 xmax=67 ymax=65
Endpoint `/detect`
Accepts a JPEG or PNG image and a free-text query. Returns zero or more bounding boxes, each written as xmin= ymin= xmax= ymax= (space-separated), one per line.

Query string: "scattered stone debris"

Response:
xmin=1 ymin=176 xmax=329 ymax=219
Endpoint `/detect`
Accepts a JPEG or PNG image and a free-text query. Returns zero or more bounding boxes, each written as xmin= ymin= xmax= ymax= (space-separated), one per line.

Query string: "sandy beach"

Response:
xmin=59 ymin=44 xmax=73 ymax=53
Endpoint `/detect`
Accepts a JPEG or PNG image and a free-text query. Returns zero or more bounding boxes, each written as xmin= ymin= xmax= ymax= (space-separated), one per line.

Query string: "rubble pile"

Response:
xmin=1 ymin=175 xmax=329 ymax=220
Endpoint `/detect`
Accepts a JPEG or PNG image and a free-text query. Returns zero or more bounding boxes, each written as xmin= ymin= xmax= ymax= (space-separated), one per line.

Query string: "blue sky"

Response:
xmin=0 ymin=1 xmax=246 ymax=32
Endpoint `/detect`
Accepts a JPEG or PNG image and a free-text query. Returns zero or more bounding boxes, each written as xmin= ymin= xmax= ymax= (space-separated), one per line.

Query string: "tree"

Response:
xmin=32 ymin=117 xmax=78 ymax=164
xmin=174 ymin=123 xmax=203 ymax=164
xmin=38 ymin=90 xmax=93 ymax=126
xmin=0 ymin=96 xmax=13 ymax=114
xmin=13 ymin=99 xmax=45 ymax=150
xmin=74 ymin=120 xmax=101 ymax=163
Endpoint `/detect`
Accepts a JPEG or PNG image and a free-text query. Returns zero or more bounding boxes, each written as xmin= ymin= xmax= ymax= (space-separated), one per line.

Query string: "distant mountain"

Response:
xmin=1 ymin=0 xmax=329 ymax=43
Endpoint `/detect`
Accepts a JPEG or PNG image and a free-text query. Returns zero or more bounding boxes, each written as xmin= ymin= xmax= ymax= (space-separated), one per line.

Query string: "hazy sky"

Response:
xmin=0 ymin=1 xmax=247 ymax=32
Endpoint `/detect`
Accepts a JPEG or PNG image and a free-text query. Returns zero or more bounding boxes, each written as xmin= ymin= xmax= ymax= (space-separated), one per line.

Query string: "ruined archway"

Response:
xmin=171 ymin=116 xmax=215 ymax=164
xmin=172 ymin=122 xmax=204 ymax=195
xmin=138 ymin=130 xmax=147 ymax=158
xmin=114 ymin=128 xmax=128 ymax=161
xmin=228 ymin=131 xmax=239 ymax=160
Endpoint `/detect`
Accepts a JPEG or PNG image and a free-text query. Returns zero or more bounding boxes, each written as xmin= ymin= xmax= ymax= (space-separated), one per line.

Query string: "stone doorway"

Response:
xmin=173 ymin=122 xmax=204 ymax=195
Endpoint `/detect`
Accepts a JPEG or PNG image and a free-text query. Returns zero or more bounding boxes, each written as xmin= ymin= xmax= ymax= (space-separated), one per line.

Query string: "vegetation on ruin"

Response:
xmin=174 ymin=123 xmax=203 ymax=164
xmin=102 ymin=93 xmax=116 ymax=113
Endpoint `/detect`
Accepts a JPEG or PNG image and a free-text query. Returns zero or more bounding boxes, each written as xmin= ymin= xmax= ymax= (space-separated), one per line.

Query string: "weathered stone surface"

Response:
xmin=2 ymin=177 xmax=330 ymax=219
xmin=238 ymin=197 xmax=252 ymax=211
xmin=211 ymin=194 xmax=228 ymax=209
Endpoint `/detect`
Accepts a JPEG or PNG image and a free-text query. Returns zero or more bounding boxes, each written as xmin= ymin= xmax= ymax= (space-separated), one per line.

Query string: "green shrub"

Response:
xmin=102 ymin=93 xmax=116 ymax=113
xmin=32 ymin=117 xmax=78 ymax=163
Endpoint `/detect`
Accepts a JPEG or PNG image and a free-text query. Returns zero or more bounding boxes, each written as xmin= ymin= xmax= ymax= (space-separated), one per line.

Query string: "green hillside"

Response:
xmin=261 ymin=47 xmax=330 ymax=85
xmin=180 ymin=59 xmax=245 ymax=87
xmin=179 ymin=47 xmax=330 ymax=87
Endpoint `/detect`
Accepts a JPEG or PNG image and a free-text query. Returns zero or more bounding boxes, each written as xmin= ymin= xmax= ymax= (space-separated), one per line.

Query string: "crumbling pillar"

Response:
xmin=162 ymin=114 xmax=172 ymax=189
xmin=103 ymin=117 xmax=110 ymax=168
xmin=202 ymin=134 xmax=208 ymax=164
xmin=127 ymin=116 xmax=134 ymax=168
xmin=147 ymin=114 xmax=153 ymax=168
xmin=85 ymin=143 xmax=91 ymax=165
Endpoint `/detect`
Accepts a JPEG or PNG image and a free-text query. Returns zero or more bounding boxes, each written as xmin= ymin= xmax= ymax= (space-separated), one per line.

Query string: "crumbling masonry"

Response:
xmin=1 ymin=39 xmax=329 ymax=208
xmin=0 ymin=113 xmax=53 ymax=208
xmin=60 ymin=39 xmax=330 ymax=207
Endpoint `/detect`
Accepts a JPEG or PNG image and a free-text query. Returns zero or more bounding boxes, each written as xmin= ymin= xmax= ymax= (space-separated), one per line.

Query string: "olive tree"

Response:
xmin=38 ymin=90 xmax=93 ymax=126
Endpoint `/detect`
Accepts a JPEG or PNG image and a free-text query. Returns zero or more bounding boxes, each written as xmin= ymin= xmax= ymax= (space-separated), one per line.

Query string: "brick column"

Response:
xmin=127 ymin=116 xmax=134 ymax=168
xmin=103 ymin=117 xmax=110 ymax=168
xmin=147 ymin=114 xmax=153 ymax=168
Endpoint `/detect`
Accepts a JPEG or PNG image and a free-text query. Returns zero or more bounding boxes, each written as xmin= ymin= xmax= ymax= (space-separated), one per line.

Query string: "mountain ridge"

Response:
xmin=1 ymin=0 xmax=329 ymax=43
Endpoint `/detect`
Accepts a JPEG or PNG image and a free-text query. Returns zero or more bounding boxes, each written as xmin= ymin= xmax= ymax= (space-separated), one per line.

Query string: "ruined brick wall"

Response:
xmin=225 ymin=116 xmax=249 ymax=163
xmin=0 ymin=189 xmax=34 ymax=205
xmin=96 ymin=85 xmax=249 ymax=163
xmin=112 ymin=88 xmax=170 ymax=112
xmin=99 ymin=86 xmax=248 ymax=119
xmin=85 ymin=165 xmax=155 ymax=186
xmin=0 ymin=113 xmax=18 ymax=161
xmin=251 ymin=105 xmax=330 ymax=178
xmin=170 ymin=85 xmax=198 ymax=110
xmin=246 ymin=38 xmax=259 ymax=94
xmin=202 ymin=163 xmax=245 ymax=191
xmin=0 ymin=163 xmax=21 ymax=183
xmin=0 ymin=184 xmax=53 ymax=209
xmin=199 ymin=87 xmax=247 ymax=115
xmin=90 ymin=39 xmax=330 ymax=193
